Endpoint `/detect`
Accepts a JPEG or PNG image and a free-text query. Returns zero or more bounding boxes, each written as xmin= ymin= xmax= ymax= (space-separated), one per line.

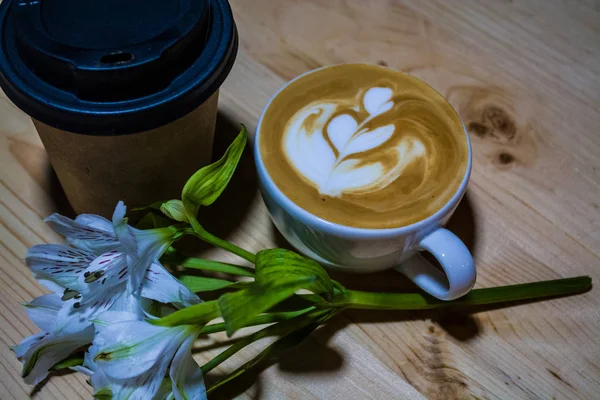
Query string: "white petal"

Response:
xmin=112 ymin=201 xmax=127 ymax=225
xmin=112 ymin=202 xmax=138 ymax=264
xmin=363 ymin=87 xmax=393 ymax=116
xmin=45 ymin=214 xmax=119 ymax=255
xmin=13 ymin=332 xmax=48 ymax=358
xmin=54 ymin=299 xmax=98 ymax=335
xmin=122 ymin=227 xmax=176 ymax=295
xmin=108 ymin=371 xmax=167 ymax=400
xmin=87 ymin=345 xmax=159 ymax=400
xmin=93 ymin=321 xmax=186 ymax=379
xmin=82 ymin=343 xmax=101 ymax=374
xmin=170 ymin=332 xmax=206 ymax=400
xmin=27 ymin=244 xmax=95 ymax=292
xmin=90 ymin=372 xmax=112 ymax=396
xmin=78 ymin=251 xmax=128 ymax=302
xmin=36 ymin=280 xmax=65 ymax=295
xmin=54 ymin=288 xmax=141 ymax=335
xmin=113 ymin=224 xmax=137 ymax=258
xmin=23 ymin=294 xmax=62 ymax=332
xmin=89 ymin=320 xmax=196 ymax=399
xmin=70 ymin=365 xmax=94 ymax=376
xmin=75 ymin=214 xmax=114 ymax=233
xmin=109 ymin=293 xmax=145 ymax=319
xmin=93 ymin=311 xmax=141 ymax=327
xmin=16 ymin=327 xmax=93 ymax=386
xmin=142 ymin=263 xmax=201 ymax=308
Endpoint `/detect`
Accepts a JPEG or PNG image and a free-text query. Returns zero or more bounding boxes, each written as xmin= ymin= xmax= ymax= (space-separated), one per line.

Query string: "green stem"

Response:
xmin=199 ymin=230 xmax=256 ymax=264
xmin=162 ymin=254 xmax=255 ymax=277
xmin=153 ymin=300 xmax=221 ymax=327
xmin=185 ymin=223 xmax=256 ymax=264
xmin=198 ymin=308 xmax=315 ymax=335
xmin=201 ymin=308 xmax=328 ymax=374
xmin=334 ymin=276 xmax=591 ymax=310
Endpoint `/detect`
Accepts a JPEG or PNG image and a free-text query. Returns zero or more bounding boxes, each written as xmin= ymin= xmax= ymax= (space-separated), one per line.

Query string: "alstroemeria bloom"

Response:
xmin=28 ymin=202 xmax=200 ymax=333
xmin=14 ymin=294 xmax=94 ymax=385
xmin=17 ymin=202 xmax=200 ymax=383
xmin=83 ymin=312 xmax=205 ymax=400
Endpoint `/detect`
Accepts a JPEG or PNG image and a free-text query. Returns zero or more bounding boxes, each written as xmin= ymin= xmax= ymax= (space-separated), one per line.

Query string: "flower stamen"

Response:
xmin=85 ymin=270 xmax=105 ymax=283
xmin=61 ymin=289 xmax=80 ymax=301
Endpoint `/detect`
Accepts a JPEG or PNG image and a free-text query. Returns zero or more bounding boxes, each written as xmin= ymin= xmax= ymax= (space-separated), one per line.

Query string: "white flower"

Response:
xmin=44 ymin=201 xmax=194 ymax=299
xmin=27 ymin=202 xmax=200 ymax=334
xmin=82 ymin=312 xmax=205 ymax=400
xmin=16 ymin=202 xmax=200 ymax=386
xmin=14 ymin=294 xmax=94 ymax=385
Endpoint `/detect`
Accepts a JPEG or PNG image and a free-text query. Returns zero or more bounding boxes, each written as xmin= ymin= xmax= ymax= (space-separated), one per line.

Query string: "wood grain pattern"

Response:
xmin=1 ymin=1 xmax=599 ymax=398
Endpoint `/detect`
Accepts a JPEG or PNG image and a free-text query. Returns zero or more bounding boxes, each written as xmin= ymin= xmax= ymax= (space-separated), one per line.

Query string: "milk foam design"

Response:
xmin=283 ymin=87 xmax=426 ymax=197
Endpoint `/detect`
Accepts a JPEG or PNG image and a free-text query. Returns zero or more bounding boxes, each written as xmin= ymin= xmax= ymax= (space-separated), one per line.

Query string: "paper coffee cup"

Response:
xmin=0 ymin=0 xmax=238 ymax=216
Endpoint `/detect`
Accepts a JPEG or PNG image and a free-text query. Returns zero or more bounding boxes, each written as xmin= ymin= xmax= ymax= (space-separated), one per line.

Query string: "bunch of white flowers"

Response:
xmin=16 ymin=202 xmax=206 ymax=399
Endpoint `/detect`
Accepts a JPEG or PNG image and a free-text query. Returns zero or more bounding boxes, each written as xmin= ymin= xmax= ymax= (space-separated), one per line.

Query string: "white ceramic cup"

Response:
xmin=254 ymin=68 xmax=476 ymax=301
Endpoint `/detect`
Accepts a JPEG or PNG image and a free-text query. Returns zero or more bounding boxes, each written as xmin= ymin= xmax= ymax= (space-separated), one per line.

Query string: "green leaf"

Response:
xmin=182 ymin=125 xmax=247 ymax=217
xmin=255 ymin=248 xmax=333 ymax=301
xmin=136 ymin=212 xmax=173 ymax=229
xmin=218 ymin=276 xmax=317 ymax=336
xmin=334 ymin=276 xmax=592 ymax=310
xmin=160 ymin=199 xmax=189 ymax=222
xmin=216 ymin=249 xmax=335 ymax=336
xmin=206 ymin=321 xmax=323 ymax=394
xmin=152 ymin=300 xmax=221 ymax=327
xmin=179 ymin=275 xmax=248 ymax=292
xmin=162 ymin=255 xmax=255 ymax=277
xmin=93 ymin=388 xmax=113 ymax=400
xmin=50 ymin=355 xmax=84 ymax=371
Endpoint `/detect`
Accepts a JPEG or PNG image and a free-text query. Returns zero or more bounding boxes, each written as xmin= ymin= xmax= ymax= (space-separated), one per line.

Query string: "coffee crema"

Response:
xmin=259 ymin=64 xmax=468 ymax=229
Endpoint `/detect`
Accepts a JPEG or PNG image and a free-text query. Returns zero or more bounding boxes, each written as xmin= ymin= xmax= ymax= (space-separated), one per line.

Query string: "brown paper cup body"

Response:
xmin=34 ymin=92 xmax=219 ymax=217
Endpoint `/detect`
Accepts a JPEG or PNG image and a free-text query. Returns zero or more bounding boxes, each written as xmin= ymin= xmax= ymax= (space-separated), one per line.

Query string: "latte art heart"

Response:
xmin=283 ymin=87 xmax=427 ymax=197
xmin=259 ymin=64 xmax=468 ymax=229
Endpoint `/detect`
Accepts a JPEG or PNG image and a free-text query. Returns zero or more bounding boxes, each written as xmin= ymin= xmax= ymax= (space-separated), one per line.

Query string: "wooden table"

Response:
xmin=1 ymin=1 xmax=599 ymax=399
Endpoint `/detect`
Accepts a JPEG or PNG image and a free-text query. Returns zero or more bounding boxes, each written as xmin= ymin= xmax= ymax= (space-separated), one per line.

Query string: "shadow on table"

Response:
xmin=29 ymin=368 xmax=81 ymax=398
xmin=206 ymin=315 xmax=347 ymax=400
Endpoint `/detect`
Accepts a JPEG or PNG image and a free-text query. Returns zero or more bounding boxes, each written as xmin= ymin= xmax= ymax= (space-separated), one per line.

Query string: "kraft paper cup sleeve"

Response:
xmin=34 ymin=92 xmax=219 ymax=217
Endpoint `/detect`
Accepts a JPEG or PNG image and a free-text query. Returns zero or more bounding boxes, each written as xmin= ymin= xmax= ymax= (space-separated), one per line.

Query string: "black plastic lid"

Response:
xmin=0 ymin=0 xmax=238 ymax=135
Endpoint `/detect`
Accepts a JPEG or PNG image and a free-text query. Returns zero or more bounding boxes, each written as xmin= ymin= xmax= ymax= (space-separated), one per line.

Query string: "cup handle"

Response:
xmin=396 ymin=228 xmax=476 ymax=300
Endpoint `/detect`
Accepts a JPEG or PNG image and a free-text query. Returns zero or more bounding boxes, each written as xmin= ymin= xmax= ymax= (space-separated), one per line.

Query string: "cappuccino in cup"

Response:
xmin=255 ymin=64 xmax=476 ymax=300
xmin=258 ymin=64 xmax=468 ymax=229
